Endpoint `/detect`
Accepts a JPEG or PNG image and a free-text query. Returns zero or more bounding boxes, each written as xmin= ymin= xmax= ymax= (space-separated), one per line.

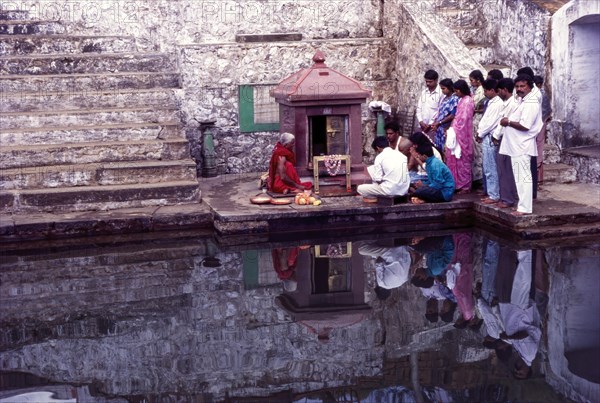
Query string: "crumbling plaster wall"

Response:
xmin=550 ymin=0 xmax=600 ymax=149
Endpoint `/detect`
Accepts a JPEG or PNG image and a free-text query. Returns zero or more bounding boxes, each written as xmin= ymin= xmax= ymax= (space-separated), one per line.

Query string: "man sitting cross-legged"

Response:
xmin=409 ymin=143 xmax=455 ymax=204
xmin=357 ymin=136 xmax=409 ymax=200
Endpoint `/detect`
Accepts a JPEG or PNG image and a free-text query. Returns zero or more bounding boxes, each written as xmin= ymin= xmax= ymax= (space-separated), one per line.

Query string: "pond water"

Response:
xmin=0 ymin=228 xmax=598 ymax=403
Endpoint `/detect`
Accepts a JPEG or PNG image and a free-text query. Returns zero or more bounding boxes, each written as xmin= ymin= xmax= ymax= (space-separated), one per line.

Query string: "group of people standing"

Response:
xmin=415 ymin=67 xmax=550 ymax=215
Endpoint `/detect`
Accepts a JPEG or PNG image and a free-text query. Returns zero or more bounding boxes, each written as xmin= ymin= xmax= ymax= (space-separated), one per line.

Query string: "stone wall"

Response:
xmin=384 ymin=0 xmax=484 ymax=121
xmin=550 ymin=0 xmax=600 ymax=149
xmin=1 ymin=0 xmax=382 ymax=49
xmin=180 ymin=39 xmax=395 ymax=173
xmin=473 ymin=0 xmax=550 ymax=75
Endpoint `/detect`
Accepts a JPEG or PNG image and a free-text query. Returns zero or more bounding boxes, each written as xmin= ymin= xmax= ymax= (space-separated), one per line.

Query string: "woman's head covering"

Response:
xmin=280 ymin=132 xmax=295 ymax=145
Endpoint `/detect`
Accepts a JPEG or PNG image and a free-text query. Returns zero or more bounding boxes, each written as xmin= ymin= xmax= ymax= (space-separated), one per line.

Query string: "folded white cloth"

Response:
xmin=445 ymin=127 xmax=461 ymax=159
xmin=368 ymin=100 xmax=392 ymax=114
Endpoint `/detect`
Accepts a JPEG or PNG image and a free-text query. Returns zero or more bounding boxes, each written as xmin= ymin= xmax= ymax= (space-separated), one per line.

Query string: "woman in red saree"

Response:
xmin=268 ymin=132 xmax=312 ymax=194
xmin=445 ymin=79 xmax=474 ymax=194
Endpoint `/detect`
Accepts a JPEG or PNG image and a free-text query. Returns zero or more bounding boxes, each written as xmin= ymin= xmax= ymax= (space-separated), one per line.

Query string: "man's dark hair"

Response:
xmin=374 ymin=285 xmax=392 ymax=301
xmin=439 ymin=78 xmax=454 ymax=92
xmin=469 ymin=69 xmax=485 ymax=83
xmin=409 ymin=131 xmax=429 ymax=146
xmin=372 ymin=136 xmax=389 ymax=150
xmin=533 ymin=75 xmax=544 ymax=86
xmin=384 ymin=121 xmax=400 ymax=133
xmin=482 ymin=78 xmax=498 ymax=91
xmin=517 ymin=66 xmax=535 ymax=79
xmin=514 ymin=74 xmax=534 ymax=89
xmin=411 ymin=274 xmax=435 ymax=288
xmin=454 ymin=79 xmax=471 ymax=96
xmin=424 ymin=69 xmax=439 ymax=80
xmin=497 ymin=78 xmax=515 ymax=93
xmin=416 ymin=143 xmax=434 ymax=157
xmin=487 ymin=69 xmax=504 ymax=80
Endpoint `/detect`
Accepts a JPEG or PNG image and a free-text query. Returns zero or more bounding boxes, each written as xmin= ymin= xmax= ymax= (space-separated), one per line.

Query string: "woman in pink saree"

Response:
xmin=445 ymin=79 xmax=474 ymax=194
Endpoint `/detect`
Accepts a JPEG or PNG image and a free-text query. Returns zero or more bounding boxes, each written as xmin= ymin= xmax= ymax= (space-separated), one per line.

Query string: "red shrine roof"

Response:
xmin=271 ymin=50 xmax=372 ymax=102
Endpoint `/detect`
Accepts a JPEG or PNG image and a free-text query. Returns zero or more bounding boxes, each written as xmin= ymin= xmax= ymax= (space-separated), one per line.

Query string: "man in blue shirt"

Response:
xmin=409 ymin=143 xmax=455 ymax=204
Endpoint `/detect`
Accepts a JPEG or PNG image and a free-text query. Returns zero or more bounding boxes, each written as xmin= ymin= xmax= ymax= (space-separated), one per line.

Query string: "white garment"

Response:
xmin=416 ymin=85 xmax=443 ymax=125
xmin=511 ymin=154 xmax=534 ymax=213
xmin=477 ymin=96 xmax=504 ymax=138
xmin=445 ymin=127 xmax=461 ymax=159
xmin=361 ymin=147 xmax=409 ymax=196
xmin=492 ymin=96 xmax=519 ymax=141
xmin=359 ymin=244 xmax=411 ymax=289
xmin=499 ymin=90 xmax=543 ymax=157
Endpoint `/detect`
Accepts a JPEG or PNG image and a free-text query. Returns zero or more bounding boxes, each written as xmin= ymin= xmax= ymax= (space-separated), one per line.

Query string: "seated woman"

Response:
xmin=268 ymin=132 xmax=312 ymax=194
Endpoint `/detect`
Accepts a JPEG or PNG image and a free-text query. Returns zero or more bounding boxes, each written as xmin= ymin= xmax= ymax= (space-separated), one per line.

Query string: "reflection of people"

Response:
xmin=271 ymin=247 xmax=300 ymax=292
xmin=445 ymin=233 xmax=482 ymax=330
xmin=359 ymin=241 xmax=411 ymax=291
xmin=268 ymin=132 xmax=312 ymax=194
xmin=409 ymin=236 xmax=457 ymax=323
xmin=357 ymin=136 xmax=409 ymax=199
xmin=479 ymin=247 xmax=542 ymax=380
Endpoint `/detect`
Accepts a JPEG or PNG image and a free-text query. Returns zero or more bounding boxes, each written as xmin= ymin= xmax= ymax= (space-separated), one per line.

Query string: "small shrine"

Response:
xmin=271 ymin=51 xmax=372 ymax=192
xmin=274 ymin=242 xmax=371 ymax=338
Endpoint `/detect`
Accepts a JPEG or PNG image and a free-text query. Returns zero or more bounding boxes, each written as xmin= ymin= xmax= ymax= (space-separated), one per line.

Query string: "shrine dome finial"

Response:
xmin=312 ymin=50 xmax=326 ymax=66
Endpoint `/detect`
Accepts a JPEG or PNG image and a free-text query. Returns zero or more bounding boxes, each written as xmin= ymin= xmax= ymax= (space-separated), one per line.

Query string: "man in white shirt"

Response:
xmin=416 ymin=70 xmax=443 ymax=133
xmin=494 ymin=78 xmax=520 ymax=210
xmin=498 ymin=75 xmax=543 ymax=215
xmin=476 ymin=79 xmax=504 ymax=204
xmin=358 ymin=136 xmax=410 ymax=199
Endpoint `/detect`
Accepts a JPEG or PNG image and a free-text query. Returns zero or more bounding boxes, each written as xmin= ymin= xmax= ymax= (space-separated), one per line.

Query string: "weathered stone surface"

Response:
xmin=5 ymin=180 xmax=200 ymax=213
xmin=0 ymin=106 xmax=179 ymax=129
xmin=0 ymin=71 xmax=180 ymax=92
xmin=1 ymin=122 xmax=181 ymax=147
xmin=1 ymin=139 xmax=191 ymax=169
xmin=0 ymin=20 xmax=65 ymax=35
xmin=0 ymin=34 xmax=139 ymax=56
xmin=1 ymin=88 xmax=178 ymax=113
xmin=0 ymin=52 xmax=176 ymax=75
xmin=0 ymin=160 xmax=197 ymax=189
xmin=544 ymin=163 xmax=577 ymax=184
xmin=564 ymin=146 xmax=600 ymax=184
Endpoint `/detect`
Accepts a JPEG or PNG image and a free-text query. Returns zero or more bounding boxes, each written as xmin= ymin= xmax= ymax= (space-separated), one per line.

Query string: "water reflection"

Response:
xmin=0 ymin=230 xmax=598 ymax=402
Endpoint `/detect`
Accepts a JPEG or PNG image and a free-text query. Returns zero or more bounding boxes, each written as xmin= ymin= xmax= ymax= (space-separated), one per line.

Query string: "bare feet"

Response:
xmin=410 ymin=197 xmax=425 ymax=205
xmin=362 ymin=197 xmax=378 ymax=203
xmin=482 ymin=198 xmax=499 ymax=204
xmin=456 ymin=189 xmax=471 ymax=195
xmin=496 ymin=202 xmax=512 ymax=209
xmin=512 ymin=210 xmax=531 ymax=216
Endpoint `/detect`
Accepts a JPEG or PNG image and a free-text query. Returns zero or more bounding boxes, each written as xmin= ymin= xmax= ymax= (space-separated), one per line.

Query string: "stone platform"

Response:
xmin=1 ymin=174 xmax=599 ymax=244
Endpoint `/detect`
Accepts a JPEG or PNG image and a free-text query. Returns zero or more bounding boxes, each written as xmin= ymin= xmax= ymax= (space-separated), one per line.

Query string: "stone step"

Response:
xmin=0 ymin=11 xmax=30 ymax=21
xmin=0 ymin=106 xmax=180 ymax=129
xmin=451 ymin=25 xmax=489 ymax=46
xmin=0 ymin=52 xmax=176 ymax=75
xmin=0 ymin=35 xmax=139 ymax=56
xmin=1 ymin=243 xmax=201 ymax=271
xmin=544 ymin=143 xmax=561 ymax=164
xmin=544 ymin=163 xmax=577 ymax=184
xmin=564 ymin=145 xmax=600 ymax=184
xmin=0 ymin=160 xmax=198 ymax=190
xmin=0 ymin=139 xmax=191 ymax=169
xmin=0 ymin=122 xmax=182 ymax=146
xmin=433 ymin=7 xmax=478 ymax=27
xmin=0 ymin=20 xmax=65 ymax=35
xmin=1 ymin=88 xmax=178 ymax=113
xmin=0 ymin=71 xmax=180 ymax=92
xmin=467 ymin=45 xmax=495 ymax=66
xmin=1 ymin=180 xmax=201 ymax=213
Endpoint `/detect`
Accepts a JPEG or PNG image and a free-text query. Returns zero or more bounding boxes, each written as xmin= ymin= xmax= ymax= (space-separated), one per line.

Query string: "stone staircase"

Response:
xmin=0 ymin=10 xmax=200 ymax=213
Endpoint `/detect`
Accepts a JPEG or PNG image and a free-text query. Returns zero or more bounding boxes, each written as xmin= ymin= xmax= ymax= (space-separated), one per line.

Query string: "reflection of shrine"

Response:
xmin=271 ymin=51 xmax=371 ymax=191
xmin=275 ymin=243 xmax=371 ymax=337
